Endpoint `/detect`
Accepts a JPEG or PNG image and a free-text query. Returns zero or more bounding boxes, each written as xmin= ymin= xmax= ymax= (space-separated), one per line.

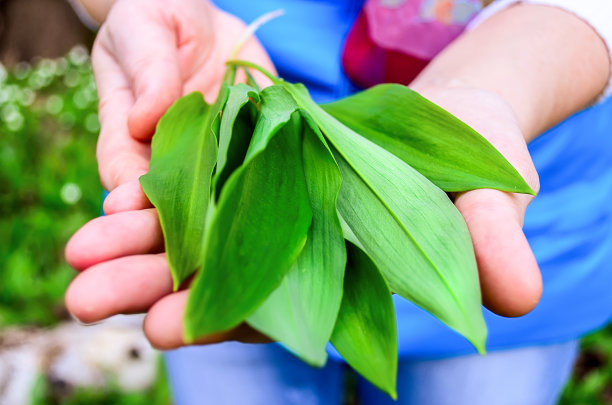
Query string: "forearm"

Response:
xmin=410 ymin=4 xmax=610 ymax=141
xmin=73 ymin=0 xmax=117 ymax=24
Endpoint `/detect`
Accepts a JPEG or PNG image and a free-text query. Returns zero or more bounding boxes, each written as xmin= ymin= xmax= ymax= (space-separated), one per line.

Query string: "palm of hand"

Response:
xmin=93 ymin=0 xmax=274 ymax=191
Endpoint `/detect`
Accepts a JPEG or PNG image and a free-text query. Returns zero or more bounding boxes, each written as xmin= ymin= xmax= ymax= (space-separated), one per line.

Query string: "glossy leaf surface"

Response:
xmin=249 ymin=114 xmax=345 ymax=366
xmin=322 ymin=84 xmax=534 ymax=194
xmin=214 ymin=84 xmax=258 ymax=197
xmin=185 ymin=113 xmax=312 ymax=340
xmin=331 ymin=242 xmax=397 ymax=399
xmin=245 ymin=85 xmax=298 ymax=162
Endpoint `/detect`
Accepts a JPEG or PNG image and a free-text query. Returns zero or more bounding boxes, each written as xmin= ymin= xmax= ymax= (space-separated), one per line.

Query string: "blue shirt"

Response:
xmin=214 ymin=0 xmax=612 ymax=357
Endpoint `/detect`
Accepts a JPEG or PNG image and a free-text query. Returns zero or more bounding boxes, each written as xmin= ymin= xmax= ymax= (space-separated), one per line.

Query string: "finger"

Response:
xmin=93 ymin=40 xmax=151 ymax=190
xmin=181 ymin=9 xmax=276 ymax=100
xmin=144 ymin=291 xmax=270 ymax=350
xmin=65 ymin=209 xmax=164 ymax=271
xmin=103 ymin=179 xmax=152 ymax=215
xmin=105 ymin=1 xmax=183 ymax=140
xmin=455 ymin=189 xmax=542 ymax=317
xmin=66 ymin=254 xmax=172 ymax=324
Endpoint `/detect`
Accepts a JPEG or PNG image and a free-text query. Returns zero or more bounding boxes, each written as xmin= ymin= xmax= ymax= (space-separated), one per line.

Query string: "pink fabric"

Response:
xmin=342 ymin=0 xmax=482 ymax=87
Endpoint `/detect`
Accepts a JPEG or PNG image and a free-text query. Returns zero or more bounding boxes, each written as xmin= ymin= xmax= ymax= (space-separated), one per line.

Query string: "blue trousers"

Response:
xmin=164 ymin=340 xmax=578 ymax=405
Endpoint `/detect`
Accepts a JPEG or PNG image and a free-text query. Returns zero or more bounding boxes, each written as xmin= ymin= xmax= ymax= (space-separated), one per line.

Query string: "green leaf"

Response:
xmin=184 ymin=112 xmax=312 ymax=340
xmin=214 ymin=84 xmax=258 ymax=197
xmin=283 ymin=83 xmax=487 ymax=353
xmin=248 ymin=113 xmax=345 ymax=367
xmin=333 ymin=148 xmax=486 ymax=353
xmin=322 ymin=84 xmax=534 ymax=194
xmin=331 ymin=242 xmax=397 ymax=399
xmin=245 ymin=85 xmax=299 ymax=162
xmin=214 ymin=85 xmax=298 ymax=198
xmin=139 ymin=92 xmax=220 ymax=289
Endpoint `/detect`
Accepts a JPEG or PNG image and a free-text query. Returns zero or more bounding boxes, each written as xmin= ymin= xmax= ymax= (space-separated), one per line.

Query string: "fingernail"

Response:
xmin=70 ymin=312 xmax=102 ymax=327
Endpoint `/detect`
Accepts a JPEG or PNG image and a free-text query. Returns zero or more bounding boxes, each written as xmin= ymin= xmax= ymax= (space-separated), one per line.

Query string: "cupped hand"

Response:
xmin=67 ymin=84 xmax=543 ymax=351
xmin=93 ymin=0 xmax=275 ymax=191
xmin=65 ymin=208 xmax=268 ymax=349
xmin=66 ymin=0 xmax=275 ymax=349
xmin=414 ymin=85 xmax=542 ymax=317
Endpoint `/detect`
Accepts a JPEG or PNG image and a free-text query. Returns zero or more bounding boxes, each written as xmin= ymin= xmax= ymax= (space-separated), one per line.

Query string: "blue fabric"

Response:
xmin=212 ymin=0 xmax=612 ymax=357
xmin=164 ymin=340 xmax=579 ymax=404
xmin=165 ymin=342 xmax=345 ymax=405
xmin=213 ymin=0 xmax=365 ymax=103
xmin=359 ymin=340 xmax=579 ymax=405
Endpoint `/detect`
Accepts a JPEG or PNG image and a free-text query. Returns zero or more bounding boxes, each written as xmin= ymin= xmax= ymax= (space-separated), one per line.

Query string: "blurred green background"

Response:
xmin=0 ymin=51 xmax=610 ymax=405
xmin=0 ymin=49 xmax=171 ymax=404
xmin=0 ymin=48 xmax=100 ymax=328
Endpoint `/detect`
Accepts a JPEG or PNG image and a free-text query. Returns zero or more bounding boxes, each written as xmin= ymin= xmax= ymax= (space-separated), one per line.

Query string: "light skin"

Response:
xmin=74 ymin=0 xmax=115 ymax=24
xmin=66 ymin=0 xmax=609 ymax=349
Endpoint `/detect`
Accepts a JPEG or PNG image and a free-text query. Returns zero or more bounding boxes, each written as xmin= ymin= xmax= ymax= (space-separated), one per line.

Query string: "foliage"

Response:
xmin=0 ymin=47 xmax=101 ymax=326
xmin=0 ymin=49 xmax=171 ymax=404
xmin=560 ymin=325 xmax=612 ymax=405
xmin=30 ymin=357 xmax=171 ymax=405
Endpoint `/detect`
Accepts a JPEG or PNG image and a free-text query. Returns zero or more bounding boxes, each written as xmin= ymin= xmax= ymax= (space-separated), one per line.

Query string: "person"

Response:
xmin=64 ymin=0 xmax=612 ymax=404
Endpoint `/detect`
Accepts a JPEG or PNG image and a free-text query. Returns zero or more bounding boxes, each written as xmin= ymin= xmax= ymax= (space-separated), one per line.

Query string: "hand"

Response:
xmin=65 ymin=0 xmax=274 ymax=349
xmin=66 ymin=86 xmax=542 ymax=352
xmin=400 ymin=2 xmax=609 ymax=317
xmin=414 ymin=85 xmax=542 ymax=317
xmin=93 ymin=0 xmax=274 ymax=192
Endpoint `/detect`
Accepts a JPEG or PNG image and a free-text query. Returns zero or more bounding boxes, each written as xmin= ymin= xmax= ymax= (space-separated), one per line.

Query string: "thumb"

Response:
xmin=107 ymin=1 xmax=183 ymax=140
xmin=455 ymin=189 xmax=542 ymax=317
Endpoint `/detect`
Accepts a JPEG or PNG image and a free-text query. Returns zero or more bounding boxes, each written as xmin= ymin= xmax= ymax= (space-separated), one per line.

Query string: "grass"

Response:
xmin=0 ymin=48 xmax=171 ymax=404
xmin=29 ymin=357 xmax=171 ymax=405
xmin=0 ymin=48 xmax=610 ymax=405
xmin=560 ymin=325 xmax=612 ymax=405
xmin=0 ymin=47 xmax=102 ymax=327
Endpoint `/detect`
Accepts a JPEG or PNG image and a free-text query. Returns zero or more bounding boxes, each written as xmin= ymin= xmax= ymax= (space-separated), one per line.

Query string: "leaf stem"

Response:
xmin=223 ymin=65 xmax=238 ymax=86
xmin=226 ymin=59 xmax=281 ymax=85
xmin=229 ymin=9 xmax=284 ymax=59
xmin=242 ymin=67 xmax=262 ymax=92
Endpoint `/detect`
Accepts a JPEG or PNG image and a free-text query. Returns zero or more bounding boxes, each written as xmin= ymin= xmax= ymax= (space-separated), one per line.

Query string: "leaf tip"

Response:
xmin=297 ymin=349 xmax=328 ymax=368
xmin=468 ymin=328 xmax=487 ymax=356
xmin=475 ymin=343 xmax=487 ymax=356
xmin=526 ymin=186 xmax=538 ymax=196
xmin=388 ymin=389 xmax=398 ymax=401
xmin=377 ymin=378 xmax=398 ymax=400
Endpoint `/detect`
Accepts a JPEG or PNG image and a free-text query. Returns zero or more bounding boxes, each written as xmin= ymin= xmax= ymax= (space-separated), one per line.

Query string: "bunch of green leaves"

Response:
xmin=139 ymin=61 xmax=534 ymax=398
